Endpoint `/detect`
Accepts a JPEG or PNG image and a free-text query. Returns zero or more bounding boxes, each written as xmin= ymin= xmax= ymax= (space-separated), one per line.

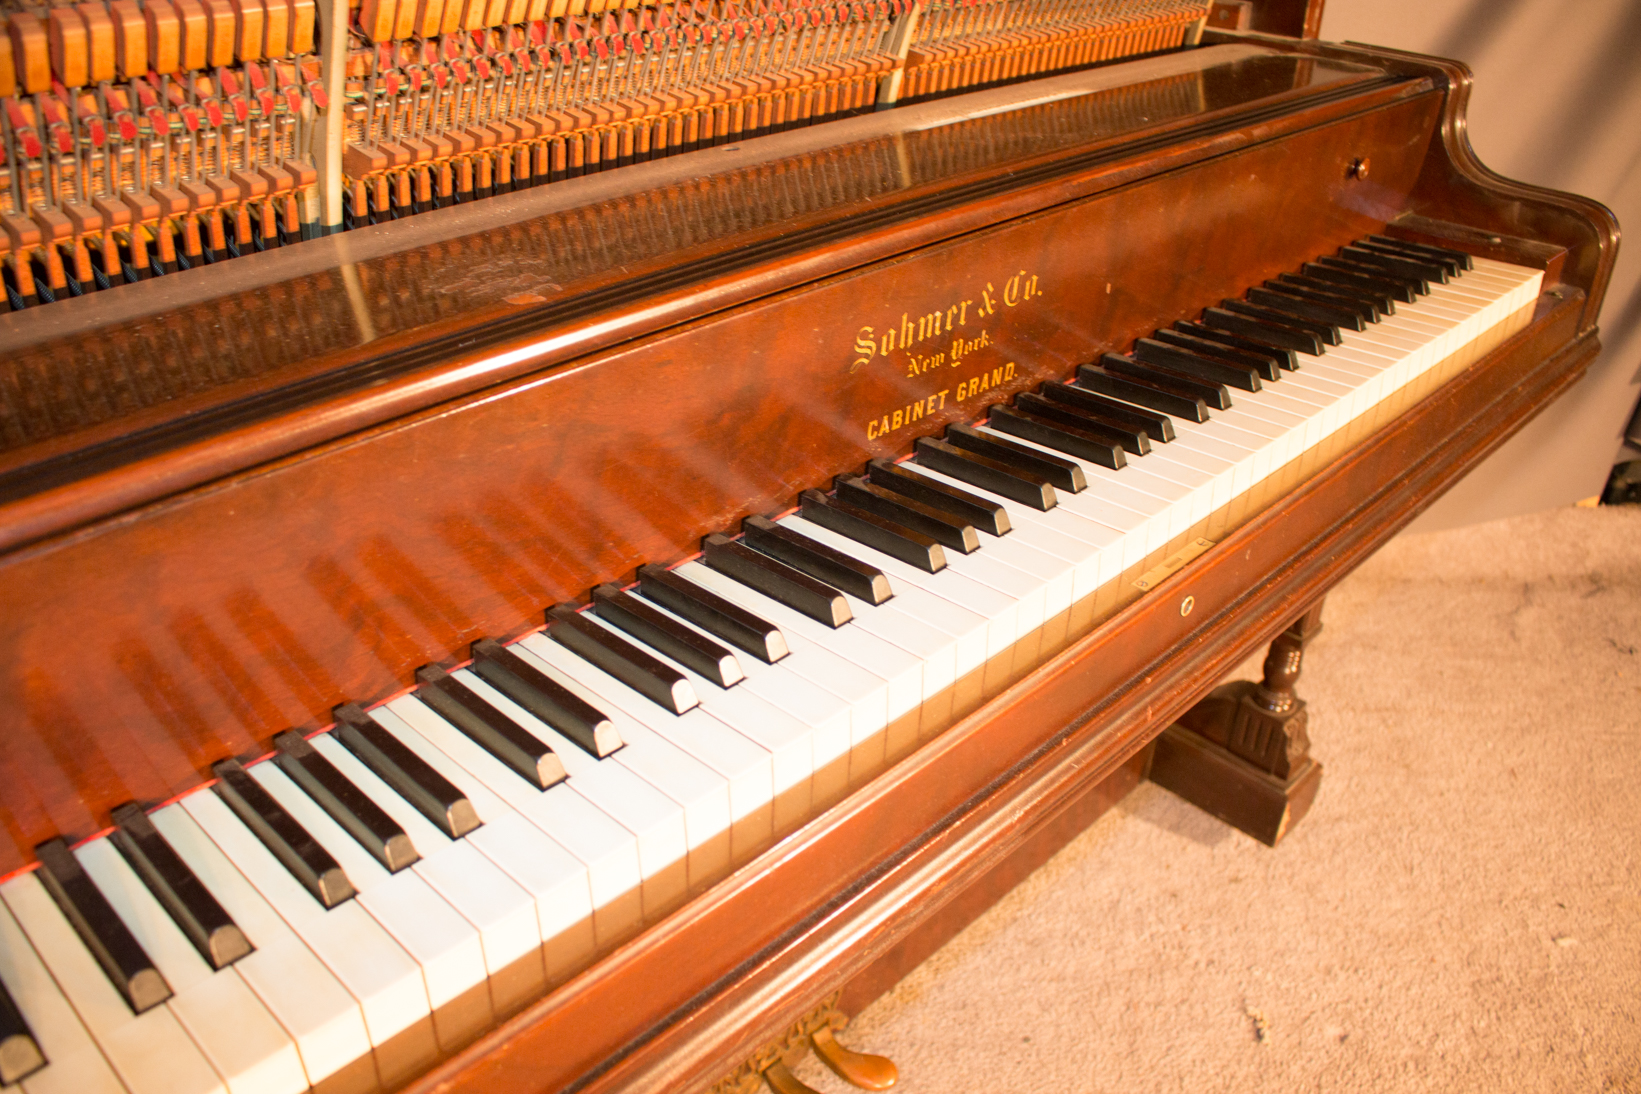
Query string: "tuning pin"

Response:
xmin=811 ymin=1026 xmax=897 ymax=1090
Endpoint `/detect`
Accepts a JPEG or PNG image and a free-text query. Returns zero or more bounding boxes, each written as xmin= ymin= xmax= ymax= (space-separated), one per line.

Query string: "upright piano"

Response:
xmin=0 ymin=1 xmax=1617 ymax=1092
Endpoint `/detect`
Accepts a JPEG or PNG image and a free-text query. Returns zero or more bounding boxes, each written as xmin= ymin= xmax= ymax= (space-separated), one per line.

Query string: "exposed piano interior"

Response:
xmin=0 ymin=11 xmax=1618 ymax=1094
xmin=0 ymin=0 xmax=1211 ymax=309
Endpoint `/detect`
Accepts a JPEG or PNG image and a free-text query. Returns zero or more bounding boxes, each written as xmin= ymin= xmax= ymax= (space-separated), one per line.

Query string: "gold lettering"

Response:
xmin=891 ymin=409 xmax=904 ymax=430
xmin=1004 ymin=361 xmax=1016 ymax=380
xmin=1003 ymin=272 xmax=1022 ymax=308
xmin=853 ymin=326 xmax=877 ymax=372
xmin=867 ymin=418 xmax=880 ymax=440
xmin=936 ymin=389 xmax=949 ymax=408
xmin=980 ymin=283 xmax=996 ymax=316
xmin=881 ymin=328 xmax=897 ymax=354
xmin=916 ymin=311 xmax=943 ymax=343
xmin=959 ymin=300 xmax=970 ymax=325
xmin=899 ymin=312 xmax=915 ymax=349
xmin=1025 ymin=275 xmax=1039 ymax=299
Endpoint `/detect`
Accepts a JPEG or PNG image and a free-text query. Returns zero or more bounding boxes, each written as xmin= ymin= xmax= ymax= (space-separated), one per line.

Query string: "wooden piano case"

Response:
xmin=0 ymin=29 xmax=1616 ymax=1094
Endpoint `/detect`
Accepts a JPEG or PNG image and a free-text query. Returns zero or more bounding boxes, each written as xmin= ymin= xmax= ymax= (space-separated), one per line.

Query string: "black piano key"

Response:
xmin=701 ymin=534 xmax=854 ymax=627
xmin=1334 ymin=247 xmax=1441 ymax=287
xmin=1299 ymin=260 xmax=1417 ymax=303
xmin=1040 ymin=381 xmax=1176 ymax=442
xmin=1346 ymin=241 xmax=1452 ymax=281
xmin=942 ymin=424 xmax=1086 ymax=493
xmin=742 ymin=515 xmax=893 ymax=604
xmin=1274 ymin=273 xmax=1393 ymax=317
xmin=1306 ymin=257 xmax=1424 ymax=300
xmin=546 ymin=604 xmax=699 ymax=714
xmin=591 ymin=584 xmax=746 ymax=688
xmin=213 ymin=759 xmax=356 ymax=909
xmin=1073 ymin=363 xmax=1209 ymax=423
xmin=0 ymin=978 xmax=45 ymax=1085
xmin=988 ymin=404 xmax=1129 ymax=469
xmin=1245 ymin=286 xmax=1366 ymax=331
xmin=1150 ymin=329 xmax=1281 ymax=383
xmin=1101 ymin=353 xmax=1233 ymax=411
xmin=334 ymin=704 xmax=481 ymax=839
xmin=34 ymin=838 xmax=173 ymax=1013
xmin=1201 ymin=307 xmax=1325 ymax=356
xmin=835 ymin=476 xmax=981 ymax=553
xmin=1269 ymin=279 xmax=1381 ymax=322
xmin=912 ymin=433 xmax=1063 ymax=508
xmin=274 ymin=732 xmax=419 ymax=873
xmin=1220 ymin=299 xmax=1339 ymax=346
xmin=865 ymin=458 xmax=1011 ymax=535
xmin=798 ymin=490 xmax=947 ymax=573
xmin=1367 ymin=234 xmax=1471 ymax=270
xmin=110 ymin=803 xmax=253 ymax=970
xmin=1358 ymin=238 xmax=1463 ymax=277
xmin=1171 ymin=320 xmax=1300 ymax=371
xmin=638 ymin=564 xmax=790 ymax=663
xmin=914 ymin=435 xmax=1060 ymax=509
xmin=466 ymin=640 xmax=624 ymax=759
xmin=417 ymin=664 xmax=570 ymax=787
xmin=1132 ymin=338 xmax=1263 ymax=391
xmin=1014 ymin=391 xmax=1150 ymax=455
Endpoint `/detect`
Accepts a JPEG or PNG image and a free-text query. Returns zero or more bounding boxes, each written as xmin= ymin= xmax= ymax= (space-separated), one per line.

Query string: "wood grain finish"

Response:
xmin=0 ymin=78 xmax=1445 ymax=874
xmin=0 ymin=47 xmax=1400 ymax=554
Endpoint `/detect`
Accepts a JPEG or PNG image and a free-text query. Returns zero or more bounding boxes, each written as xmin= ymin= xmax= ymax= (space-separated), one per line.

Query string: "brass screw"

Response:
xmin=1349 ymin=157 xmax=1371 ymax=180
xmin=1180 ymin=595 xmax=1195 ymax=617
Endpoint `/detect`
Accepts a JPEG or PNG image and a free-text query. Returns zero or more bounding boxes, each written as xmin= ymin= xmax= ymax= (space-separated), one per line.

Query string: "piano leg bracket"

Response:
xmin=709 ymin=992 xmax=899 ymax=1094
xmin=1147 ymin=601 xmax=1327 ymax=847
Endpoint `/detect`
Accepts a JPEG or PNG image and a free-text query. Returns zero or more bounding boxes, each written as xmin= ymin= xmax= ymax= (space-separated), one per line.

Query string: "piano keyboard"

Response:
xmin=0 ymin=236 xmax=1541 ymax=1094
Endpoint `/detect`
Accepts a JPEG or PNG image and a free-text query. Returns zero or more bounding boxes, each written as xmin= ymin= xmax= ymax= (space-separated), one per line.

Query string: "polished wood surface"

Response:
xmin=0 ymin=24 xmax=1618 ymax=1094
xmin=0 ymin=45 xmax=1440 ymax=872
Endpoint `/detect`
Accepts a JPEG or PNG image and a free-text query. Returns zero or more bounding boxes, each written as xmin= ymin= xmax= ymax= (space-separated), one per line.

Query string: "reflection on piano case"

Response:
xmin=0 ymin=15 xmax=1616 ymax=1094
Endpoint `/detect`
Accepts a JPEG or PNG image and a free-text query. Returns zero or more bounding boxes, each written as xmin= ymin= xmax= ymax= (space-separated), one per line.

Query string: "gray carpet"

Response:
xmin=796 ymin=504 xmax=1641 ymax=1093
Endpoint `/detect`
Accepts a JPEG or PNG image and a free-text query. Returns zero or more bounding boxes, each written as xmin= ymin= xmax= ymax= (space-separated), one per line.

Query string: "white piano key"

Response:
xmin=674 ymin=562 xmax=902 ymax=764
xmin=147 ymin=804 xmax=374 ymax=1093
xmin=383 ymin=695 xmax=647 ymax=933
xmin=176 ymin=792 xmax=433 ymax=1061
xmin=345 ymin=708 xmax=595 ymax=957
xmin=453 ymin=667 xmax=703 ymax=890
xmin=679 ymin=560 xmax=927 ymax=762
xmin=676 ymin=564 xmax=912 ymax=718
xmin=782 ymin=514 xmax=1016 ymax=669
xmin=560 ymin=620 xmax=816 ymax=833
xmin=634 ymin=597 xmax=858 ymax=805
xmin=305 ymin=735 xmax=546 ymax=1012
xmin=0 ymin=896 xmax=127 ymax=1094
xmin=0 ymin=872 xmax=224 ymax=1094
xmin=244 ymin=762 xmax=492 ymax=1046
xmin=73 ymin=841 xmax=306 ymax=1094
xmin=508 ymin=635 xmax=761 ymax=863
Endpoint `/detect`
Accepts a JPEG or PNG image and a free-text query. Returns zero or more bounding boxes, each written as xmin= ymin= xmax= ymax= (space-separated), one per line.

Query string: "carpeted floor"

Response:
xmin=794 ymin=504 xmax=1641 ymax=1094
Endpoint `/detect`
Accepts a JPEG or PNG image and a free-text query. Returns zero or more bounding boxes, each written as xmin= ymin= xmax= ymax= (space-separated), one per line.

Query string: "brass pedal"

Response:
xmin=761 ymin=1061 xmax=824 ymax=1094
xmin=811 ymin=1026 xmax=897 ymax=1090
xmin=712 ymin=994 xmax=900 ymax=1094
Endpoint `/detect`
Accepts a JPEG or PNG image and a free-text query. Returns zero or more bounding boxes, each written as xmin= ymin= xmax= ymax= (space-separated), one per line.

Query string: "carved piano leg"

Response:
xmin=1147 ymin=601 xmax=1327 ymax=846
